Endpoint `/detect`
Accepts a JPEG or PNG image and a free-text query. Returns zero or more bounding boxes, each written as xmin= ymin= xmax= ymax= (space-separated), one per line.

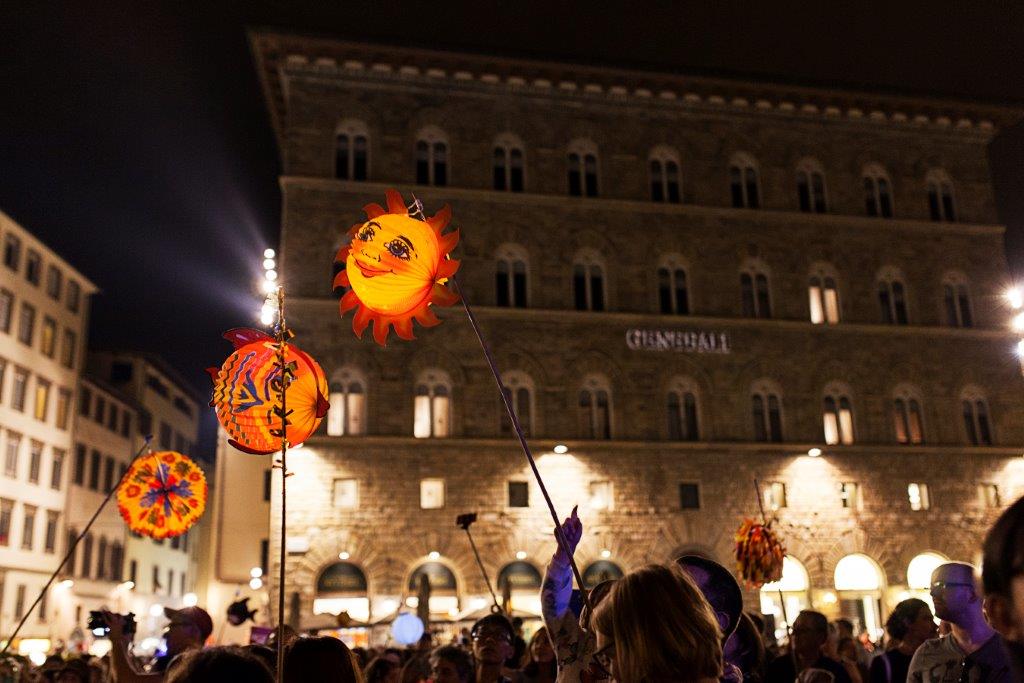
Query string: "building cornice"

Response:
xmin=281 ymin=177 xmax=1007 ymax=238
xmin=250 ymin=29 xmax=1023 ymax=151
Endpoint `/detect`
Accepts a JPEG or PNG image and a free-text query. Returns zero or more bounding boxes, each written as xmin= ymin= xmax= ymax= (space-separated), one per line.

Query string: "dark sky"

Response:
xmin=2 ymin=1 xmax=1024 ymax=456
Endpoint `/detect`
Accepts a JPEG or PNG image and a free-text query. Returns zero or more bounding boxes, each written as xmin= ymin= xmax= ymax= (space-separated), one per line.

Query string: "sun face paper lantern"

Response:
xmin=117 ymin=451 xmax=207 ymax=539
xmin=334 ymin=189 xmax=460 ymax=345
xmin=734 ymin=518 xmax=786 ymax=589
xmin=208 ymin=328 xmax=329 ymax=455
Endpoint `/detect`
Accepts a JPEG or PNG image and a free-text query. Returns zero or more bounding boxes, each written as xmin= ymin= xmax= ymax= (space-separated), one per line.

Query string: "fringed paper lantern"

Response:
xmin=208 ymin=328 xmax=329 ymax=455
xmin=734 ymin=518 xmax=786 ymax=589
xmin=334 ymin=189 xmax=460 ymax=345
xmin=117 ymin=451 xmax=207 ymax=539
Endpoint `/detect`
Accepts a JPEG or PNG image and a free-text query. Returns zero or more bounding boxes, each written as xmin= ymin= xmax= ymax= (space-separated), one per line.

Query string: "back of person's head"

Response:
xmin=676 ymin=555 xmax=744 ymax=640
xmin=365 ymin=655 xmax=400 ymax=683
xmin=724 ymin=612 xmax=766 ymax=683
xmin=284 ymin=636 xmax=362 ymax=683
xmin=984 ymin=496 xmax=1024 ymax=639
xmin=885 ymin=598 xmax=929 ymax=641
xmin=165 ymin=646 xmax=273 ymax=683
xmin=579 ymin=578 xmax=616 ymax=631
xmin=399 ymin=655 xmax=431 ymax=683
xmin=245 ymin=644 xmax=276 ymax=672
xmin=522 ymin=627 xmax=556 ymax=677
xmin=834 ymin=618 xmax=854 ymax=636
xmin=430 ymin=645 xmax=473 ymax=683
xmin=592 ymin=563 xmax=722 ymax=681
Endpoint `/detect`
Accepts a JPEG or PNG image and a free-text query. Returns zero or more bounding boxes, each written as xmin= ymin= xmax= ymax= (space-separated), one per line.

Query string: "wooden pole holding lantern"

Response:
xmin=273 ymin=286 xmax=290 ymax=683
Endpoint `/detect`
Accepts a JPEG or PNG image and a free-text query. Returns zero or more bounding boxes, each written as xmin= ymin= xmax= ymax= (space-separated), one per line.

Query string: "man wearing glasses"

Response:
xmin=470 ymin=613 xmax=517 ymax=683
xmin=907 ymin=562 xmax=1010 ymax=682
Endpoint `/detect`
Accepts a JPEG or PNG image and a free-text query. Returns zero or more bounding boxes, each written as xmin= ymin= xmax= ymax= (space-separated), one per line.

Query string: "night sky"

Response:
xmin=2 ymin=2 xmax=1023 ymax=458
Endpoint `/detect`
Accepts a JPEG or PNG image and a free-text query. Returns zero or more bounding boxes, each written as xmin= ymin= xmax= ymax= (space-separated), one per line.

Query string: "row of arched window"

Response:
xmin=333 ymin=121 xmax=961 ymax=221
xmin=483 ymin=247 xmax=977 ymax=327
xmin=324 ymin=370 xmax=996 ymax=446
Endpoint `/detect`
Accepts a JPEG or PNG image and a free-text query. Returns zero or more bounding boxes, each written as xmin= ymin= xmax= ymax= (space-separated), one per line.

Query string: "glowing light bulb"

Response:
xmin=183 ymin=593 xmax=198 ymax=607
xmin=265 ymin=270 xmax=278 ymax=281
xmin=250 ymin=567 xmax=263 ymax=579
xmin=264 ymin=248 xmax=276 ymax=259
xmin=807 ymin=447 xmax=822 ymax=457
xmin=553 ymin=444 xmax=568 ymax=454
xmin=260 ymin=309 xmax=275 ymax=326
xmin=1017 ymin=339 xmax=1024 ymax=357
xmin=263 ymin=258 xmax=276 ymax=270
xmin=1007 ymin=288 xmax=1023 ymax=310
xmin=262 ymin=279 xmax=278 ymax=294
xmin=600 ymin=549 xmax=612 ymax=559
xmin=249 ymin=577 xmax=263 ymax=590
xmin=515 ymin=551 xmax=527 ymax=560
xmin=338 ymin=552 xmax=350 ymax=560
xmin=428 ymin=551 xmax=440 ymax=560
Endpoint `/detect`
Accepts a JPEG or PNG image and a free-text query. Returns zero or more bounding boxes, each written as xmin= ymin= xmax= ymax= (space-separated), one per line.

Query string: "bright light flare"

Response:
xmin=263 ymin=258 xmax=276 ymax=270
xmin=264 ymin=248 xmax=276 ymax=259
xmin=553 ymin=444 xmax=568 ymax=454
xmin=250 ymin=567 xmax=263 ymax=578
xmin=1017 ymin=339 xmax=1024 ymax=357
xmin=58 ymin=579 xmax=74 ymax=590
xmin=1013 ymin=313 xmax=1024 ymax=332
xmin=249 ymin=577 xmax=263 ymax=590
xmin=182 ymin=592 xmax=198 ymax=607
xmin=1007 ymin=287 xmax=1023 ymax=310
xmin=807 ymin=447 xmax=822 ymax=457
xmin=149 ymin=604 xmax=164 ymax=617
xmin=265 ymin=270 xmax=278 ymax=281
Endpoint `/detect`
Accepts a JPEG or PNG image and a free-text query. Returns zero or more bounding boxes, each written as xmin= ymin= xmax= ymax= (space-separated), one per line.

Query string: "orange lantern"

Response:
xmin=734 ymin=517 xmax=786 ymax=589
xmin=334 ymin=189 xmax=460 ymax=345
xmin=208 ymin=328 xmax=329 ymax=454
xmin=117 ymin=451 xmax=207 ymax=539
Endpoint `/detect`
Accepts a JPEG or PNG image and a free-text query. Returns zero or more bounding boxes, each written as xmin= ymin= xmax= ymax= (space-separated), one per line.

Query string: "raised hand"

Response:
xmin=553 ymin=505 xmax=582 ymax=565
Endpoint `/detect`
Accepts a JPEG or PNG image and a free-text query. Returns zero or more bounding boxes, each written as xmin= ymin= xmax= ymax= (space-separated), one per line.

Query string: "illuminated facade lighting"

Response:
xmin=553 ymin=444 xmax=568 ymax=454
xmin=807 ymin=447 xmax=822 ymax=457
xmin=428 ymin=551 xmax=440 ymax=560
xmin=338 ymin=551 xmax=350 ymax=560
xmin=1007 ymin=287 xmax=1023 ymax=310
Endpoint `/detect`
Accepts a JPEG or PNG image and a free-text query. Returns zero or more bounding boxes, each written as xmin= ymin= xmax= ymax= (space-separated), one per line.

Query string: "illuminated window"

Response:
xmin=823 ymin=385 xmax=855 ymax=445
xmin=414 ymin=370 xmax=451 ymax=438
xmin=493 ymin=134 xmax=524 ymax=192
xmin=332 ymin=479 xmax=359 ymax=509
xmin=893 ymin=388 xmax=924 ymax=444
xmin=667 ymin=377 xmax=700 ymax=441
xmin=657 ymin=255 xmax=689 ymax=315
xmin=495 ymin=243 xmax=529 ymax=308
xmin=834 ymin=553 xmax=882 ymax=591
xmin=589 ymin=480 xmax=613 ymax=510
xmin=500 ymin=371 xmax=534 ymax=438
xmin=567 ymin=139 xmax=599 ymax=197
xmin=34 ymin=378 xmax=50 ymax=422
xmin=327 ymin=368 xmax=366 ymax=436
xmin=415 ymin=126 xmax=448 ymax=186
xmin=961 ymin=387 xmax=992 ymax=446
xmin=907 ymin=483 xmax=930 ymax=511
xmin=573 ymin=248 xmax=606 ymax=311
xmin=796 ymin=158 xmax=828 ymax=213
xmin=808 ymin=264 xmax=840 ymax=324
xmin=729 ymin=152 xmax=760 ymax=209
xmin=740 ymin=260 xmax=771 ymax=318
xmin=751 ymin=381 xmax=783 ymax=442
xmin=40 ymin=317 xmax=56 ymax=357
xmin=420 ymin=478 xmax=445 ymax=509
xmin=863 ymin=164 xmax=893 ymax=218
xmin=764 ymin=481 xmax=787 ymax=511
xmin=649 ymin=146 xmax=681 ymax=203
xmin=979 ymin=483 xmax=1000 ymax=508
xmin=926 ymin=169 xmax=956 ymax=222
xmin=578 ymin=374 xmax=612 ymax=439
xmin=839 ymin=482 xmax=861 ymax=510
xmin=941 ymin=272 xmax=972 ymax=328
xmin=877 ymin=268 xmax=909 ymax=324
xmin=335 ymin=120 xmax=369 ymax=181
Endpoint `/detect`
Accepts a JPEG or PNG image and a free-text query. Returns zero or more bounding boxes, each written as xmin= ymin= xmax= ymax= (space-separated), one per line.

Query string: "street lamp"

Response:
xmin=259 ymin=249 xmax=280 ymax=327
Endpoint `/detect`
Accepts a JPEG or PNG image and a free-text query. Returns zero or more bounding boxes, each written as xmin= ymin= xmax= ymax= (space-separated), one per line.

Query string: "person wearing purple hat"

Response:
xmin=103 ymin=604 xmax=213 ymax=681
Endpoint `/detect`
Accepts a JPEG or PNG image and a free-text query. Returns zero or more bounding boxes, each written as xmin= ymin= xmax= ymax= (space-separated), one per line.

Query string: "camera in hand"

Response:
xmin=88 ymin=611 xmax=136 ymax=637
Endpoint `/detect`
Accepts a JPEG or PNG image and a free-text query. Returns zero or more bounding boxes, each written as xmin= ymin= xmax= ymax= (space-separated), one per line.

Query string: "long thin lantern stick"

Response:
xmin=458 ymin=520 xmax=501 ymax=613
xmin=0 ymin=436 xmax=153 ymax=656
xmin=754 ymin=478 xmax=790 ymax=640
xmin=273 ymin=286 xmax=290 ymax=683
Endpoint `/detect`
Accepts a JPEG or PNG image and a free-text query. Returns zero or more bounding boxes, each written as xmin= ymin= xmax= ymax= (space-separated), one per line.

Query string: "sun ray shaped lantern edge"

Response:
xmin=117 ymin=451 xmax=208 ymax=540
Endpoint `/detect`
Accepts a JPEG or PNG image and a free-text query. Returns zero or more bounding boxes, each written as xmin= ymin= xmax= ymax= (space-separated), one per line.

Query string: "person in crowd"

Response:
xmin=676 ymin=555 xmax=744 ymax=643
xmin=431 ymin=644 xmax=474 ymax=683
xmin=541 ymin=506 xmax=615 ymax=681
xmin=164 ymin=646 xmax=272 ymax=683
xmin=366 ymin=655 xmax=402 ymax=683
xmin=907 ymin=562 xmax=1011 ymax=682
xmin=521 ymin=627 xmax=557 ymax=683
xmin=723 ymin=612 xmax=767 ymax=683
xmin=823 ymin=623 xmax=862 ymax=683
xmin=982 ymin=494 xmax=1024 ymax=678
xmin=765 ymin=610 xmax=852 ymax=683
xmin=53 ymin=658 xmax=92 ymax=683
xmin=591 ymin=563 xmax=723 ymax=682
xmin=245 ymin=644 xmax=276 ymax=674
xmin=283 ymin=636 xmax=363 ymax=683
xmin=838 ymin=637 xmax=868 ymax=683
xmin=836 ymin=619 xmax=870 ymax=669
xmin=104 ymin=605 xmax=213 ymax=681
xmin=508 ymin=617 xmax=528 ymax=669
xmin=869 ymin=598 xmax=936 ymax=683
xmin=470 ymin=613 xmax=518 ymax=683
xmin=353 ymin=647 xmax=370 ymax=670
xmin=417 ymin=633 xmax=434 ymax=655
xmin=399 ymin=654 xmax=431 ymax=683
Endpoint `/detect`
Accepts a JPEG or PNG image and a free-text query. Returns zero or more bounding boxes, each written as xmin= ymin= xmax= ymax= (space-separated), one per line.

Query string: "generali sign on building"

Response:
xmin=625 ymin=328 xmax=731 ymax=354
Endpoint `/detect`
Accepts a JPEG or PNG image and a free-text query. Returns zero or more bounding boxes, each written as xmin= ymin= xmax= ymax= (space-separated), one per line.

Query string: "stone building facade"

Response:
xmin=247 ymin=31 xmax=1024 ymax=640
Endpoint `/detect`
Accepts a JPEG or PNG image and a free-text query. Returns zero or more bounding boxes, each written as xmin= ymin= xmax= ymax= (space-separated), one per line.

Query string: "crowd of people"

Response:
xmin=4 ymin=494 xmax=1024 ymax=682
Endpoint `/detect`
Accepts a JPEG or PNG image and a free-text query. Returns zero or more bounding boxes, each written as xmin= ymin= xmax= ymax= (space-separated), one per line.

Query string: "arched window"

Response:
xmin=823 ymin=383 xmax=855 ymax=445
xmin=657 ymin=255 xmax=689 ymax=315
xmin=729 ymin=153 xmax=760 ymax=209
xmin=327 ymin=368 xmax=367 ymax=436
xmin=863 ymin=164 xmax=893 ymax=218
xmin=500 ymin=371 xmax=535 ymax=438
xmin=414 ymin=369 xmax=452 ymax=438
xmin=493 ymin=134 xmax=525 ymax=192
xmin=667 ymin=377 xmax=700 ymax=441
xmin=415 ymin=127 xmax=449 ymax=186
xmin=573 ymin=249 xmax=606 ymax=312
xmin=942 ymin=271 xmax=973 ymax=328
xmin=892 ymin=385 xmax=924 ymax=445
xmin=649 ymin=146 xmax=681 ymax=203
xmin=740 ymin=260 xmax=771 ymax=319
xmin=877 ymin=268 xmax=909 ymax=325
xmin=578 ymin=374 xmax=612 ymax=439
xmin=796 ymin=158 xmax=827 ymax=213
xmin=495 ymin=243 xmax=529 ymax=308
xmin=567 ymin=140 xmax=599 ymax=197
xmin=961 ymin=387 xmax=993 ymax=446
xmin=808 ymin=264 xmax=841 ymax=324
xmin=335 ymin=120 xmax=369 ymax=181
xmin=751 ymin=380 xmax=783 ymax=442
xmin=926 ymin=169 xmax=956 ymax=222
